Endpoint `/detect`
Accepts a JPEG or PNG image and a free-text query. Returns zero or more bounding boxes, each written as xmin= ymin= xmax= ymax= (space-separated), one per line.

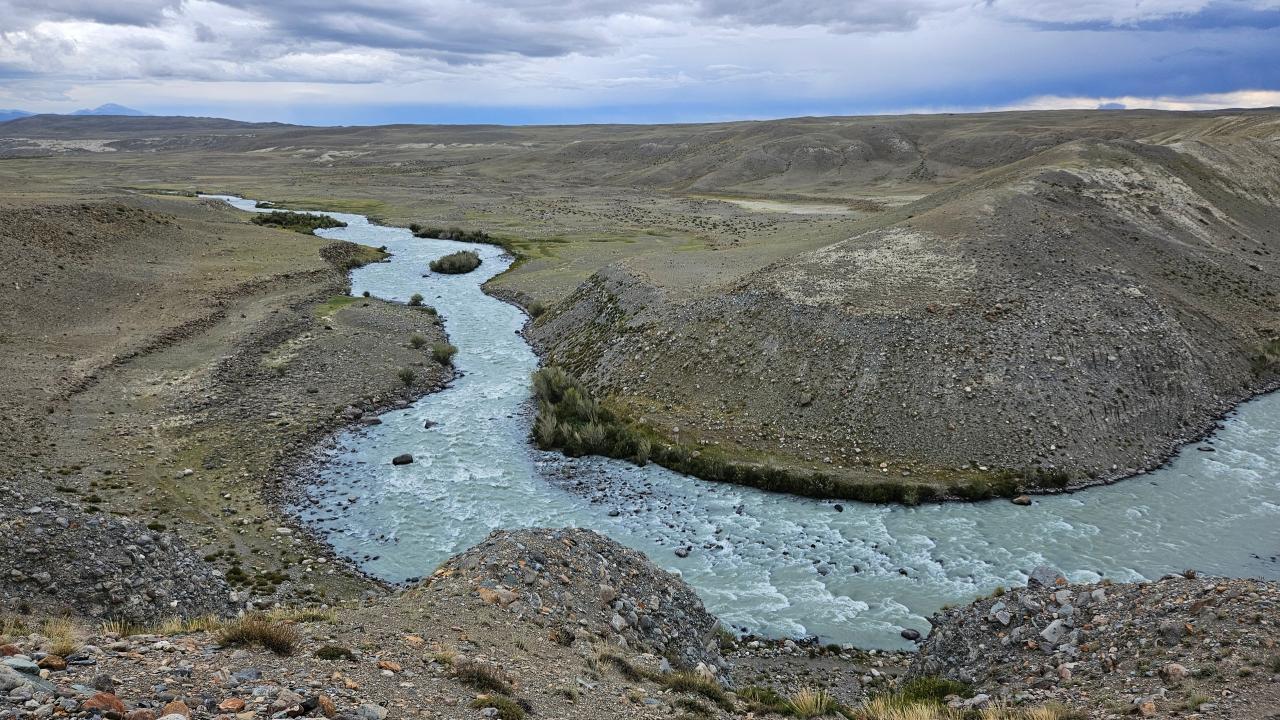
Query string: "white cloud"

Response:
xmin=0 ymin=1 xmax=1277 ymax=120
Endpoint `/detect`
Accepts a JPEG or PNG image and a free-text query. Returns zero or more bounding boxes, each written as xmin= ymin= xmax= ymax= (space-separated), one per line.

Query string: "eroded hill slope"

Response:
xmin=532 ymin=119 xmax=1280 ymax=493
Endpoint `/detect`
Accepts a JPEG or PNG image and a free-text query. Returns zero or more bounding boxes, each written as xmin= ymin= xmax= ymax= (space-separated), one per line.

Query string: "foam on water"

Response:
xmin=207 ymin=195 xmax=1280 ymax=649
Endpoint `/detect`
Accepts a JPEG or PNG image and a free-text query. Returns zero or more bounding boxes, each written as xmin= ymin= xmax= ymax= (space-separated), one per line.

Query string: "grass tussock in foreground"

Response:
xmin=429 ymin=250 xmax=483 ymax=274
xmin=216 ymin=614 xmax=300 ymax=655
xmin=252 ymin=210 xmax=347 ymax=234
xmin=531 ymin=366 xmax=1053 ymax=504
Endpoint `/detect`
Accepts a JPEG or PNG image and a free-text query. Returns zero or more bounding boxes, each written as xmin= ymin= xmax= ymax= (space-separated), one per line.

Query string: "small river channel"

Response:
xmin=208 ymin=195 xmax=1280 ymax=649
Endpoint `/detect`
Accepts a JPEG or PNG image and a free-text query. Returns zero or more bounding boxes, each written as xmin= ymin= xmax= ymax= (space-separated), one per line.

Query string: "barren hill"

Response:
xmin=532 ymin=113 xmax=1280 ymax=494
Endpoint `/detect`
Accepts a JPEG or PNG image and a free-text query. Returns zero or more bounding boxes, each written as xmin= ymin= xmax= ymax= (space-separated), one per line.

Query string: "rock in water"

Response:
xmin=1027 ymin=565 xmax=1066 ymax=587
xmin=391 ymin=453 xmax=414 ymax=465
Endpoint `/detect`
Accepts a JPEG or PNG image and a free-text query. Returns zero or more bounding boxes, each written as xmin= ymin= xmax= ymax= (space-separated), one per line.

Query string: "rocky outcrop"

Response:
xmin=911 ymin=570 xmax=1280 ymax=715
xmin=423 ymin=528 xmax=726 ymax=675
xmin=0 ymin=481 xmax=232 ymax=623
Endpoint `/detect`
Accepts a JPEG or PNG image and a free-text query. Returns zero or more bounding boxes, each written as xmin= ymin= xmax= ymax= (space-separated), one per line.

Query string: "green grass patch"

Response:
xmin=315 ymin=295 xmax=358 ymax=317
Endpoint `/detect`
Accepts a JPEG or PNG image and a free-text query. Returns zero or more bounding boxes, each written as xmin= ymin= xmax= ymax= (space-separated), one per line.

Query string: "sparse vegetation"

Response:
xmin=251 ymin=210 xmax=347 ymax=234
xmin=431 ymin=342 xmax=458 ymax=365
xmin=216 ymin=614 xmax=300 ymax=655
xmin=41 ymin=617 xmax=82 ymax=657
xmin=452 ymin=659 xmax=514 ymax=694
xmin=315 ymin=645 xmax=356 ymax=661
xmin=412 ymin=226 xmax=492 ymax=243
xmin=409 ymin=333 xmax=427 ymax=349
xmin=787 ymin=687 xmax=838 ymax=718
xmin=660 ymin=672 xmax=734 ymax=712
xmin=527 ymin=300 xmax=547 ymax=318
xmin=533 ymin=365 xmax=953 ymax=503
xmin=397 ymin=367 xmax=417 ymax=386
xmin=469 ymin=695 xmax=526 ymax=720
xmin=892 ymin=677 xmax=972 ymax=704
xmin=429 ymin=250 xmax=482 ymax=274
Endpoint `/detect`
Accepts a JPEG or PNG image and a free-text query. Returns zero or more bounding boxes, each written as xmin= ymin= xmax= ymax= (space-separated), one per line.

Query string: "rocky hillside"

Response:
xmin=532 ymin=114 xmax=1280 ymax=496
xmin=3 ymin=529 xmax=1275 ymax=719
xmin=913 ymin=569 xmax=1280 ymax=717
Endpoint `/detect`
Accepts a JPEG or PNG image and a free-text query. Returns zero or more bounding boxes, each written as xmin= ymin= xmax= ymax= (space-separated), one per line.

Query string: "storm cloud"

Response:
xmin=0 ymin=0 xmax=1278 ymax=123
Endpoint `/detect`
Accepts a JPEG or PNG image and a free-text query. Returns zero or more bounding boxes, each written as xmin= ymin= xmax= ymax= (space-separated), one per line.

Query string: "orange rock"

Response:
xmin=376 ymin=660 xmax=402 ymax=672
xmin=83 ymin=692 xmax=127 ymax=719
xmin=125 ymin=710 xmax=156 ymax=720
xmin=1138 ymin=700 xmax=1157 ymax=716
xmin=0 ymin=645 xmax=20 ymax=657
xmin=317 ymin=695 xmax=337 ymax=718
xmin=342 ymin=677 xmax=361 ymax=690
xmin=218 ymin=698 xmax=247 ymax=713
xmin=160 ymin=700 xmax=191 ymax=718
xmin=37 ymin=655 xmax=67 ymax=671
xmin=403 ymin=635 xmax=424 ymax=646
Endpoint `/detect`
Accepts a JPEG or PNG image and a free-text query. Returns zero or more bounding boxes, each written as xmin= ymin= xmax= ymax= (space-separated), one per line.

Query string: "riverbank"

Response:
xmin=0 ymin=192 xmax=454 ymax=614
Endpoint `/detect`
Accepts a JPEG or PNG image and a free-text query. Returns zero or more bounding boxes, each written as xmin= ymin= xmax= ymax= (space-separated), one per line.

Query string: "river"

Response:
xmin=207 ymin=195 xmax=1280 ymax=650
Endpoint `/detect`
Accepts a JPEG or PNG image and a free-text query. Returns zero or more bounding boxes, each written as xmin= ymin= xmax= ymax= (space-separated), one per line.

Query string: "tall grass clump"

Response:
xmin=216 ymin=614 xmax=299 ymax=655
xmin=429 ymin=250 xmax=482 ymax=274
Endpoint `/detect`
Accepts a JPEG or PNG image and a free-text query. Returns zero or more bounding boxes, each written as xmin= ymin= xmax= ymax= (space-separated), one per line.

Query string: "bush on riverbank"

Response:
xmin=430 ymin=250 xmax=482 ymax=274
xmin=252 ymin=210 xmax=346 ymax=234
xmin=411 ymin=225 xmax=491 ymax=243
xmin=432 ymin=342 xmax=458 ymax=366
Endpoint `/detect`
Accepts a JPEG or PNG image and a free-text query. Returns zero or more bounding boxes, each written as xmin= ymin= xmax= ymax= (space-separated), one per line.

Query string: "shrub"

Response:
xmin=469 ymin=695 xmax=525 ymax=720
xmin=315 ymin=645 xmax=356 ymax=661
xmin=397 ymin=367 xmax=416 ymax=386
xmin=407 ymin=293 xmax=424 ymax=307
xmin=453 ymin=659 xmax=513 ymax=694
xmin=527 ymin=300 xmax=547 ymax=318
xmin=431 ymin=342 xmax=458 ymax=366
xmin=894 ymin=676 xmax=972 ymax=703
xmin=216 ymin=615 xmax=299 ymax=655
xmin=739 ymin=686 xmax=790 ymax=715
xmin=409 ymin=334 xmax=427 ymax=349
xmin=362 ymin=290 xmax=370 ymax=297
xmin=251 ymin=210 xmax=346 ymax=235
xmin=412 ymin=225 xmax=491 ymax=243
xmin=430 ymin=250 xmax=482 ymax=274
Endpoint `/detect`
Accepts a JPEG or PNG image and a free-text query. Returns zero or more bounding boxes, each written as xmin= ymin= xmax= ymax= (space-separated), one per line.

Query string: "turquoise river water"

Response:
xmin=207 ymin=195 xmax=1280 ymax=649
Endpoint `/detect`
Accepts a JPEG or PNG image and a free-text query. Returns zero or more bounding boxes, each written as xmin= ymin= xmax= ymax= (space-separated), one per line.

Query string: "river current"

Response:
xmin=208 ymin=195 xmax=1280 ymax=649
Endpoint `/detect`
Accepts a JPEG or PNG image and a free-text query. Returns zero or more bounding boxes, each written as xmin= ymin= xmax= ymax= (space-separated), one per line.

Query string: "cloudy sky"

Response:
xmin=1 ymin=0 xmax=1278 ymax=124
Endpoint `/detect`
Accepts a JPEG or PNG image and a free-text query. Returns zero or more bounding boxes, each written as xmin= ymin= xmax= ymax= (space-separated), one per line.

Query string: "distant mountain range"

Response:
xmin=0 ymin=104 xmax=148 ymax=123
